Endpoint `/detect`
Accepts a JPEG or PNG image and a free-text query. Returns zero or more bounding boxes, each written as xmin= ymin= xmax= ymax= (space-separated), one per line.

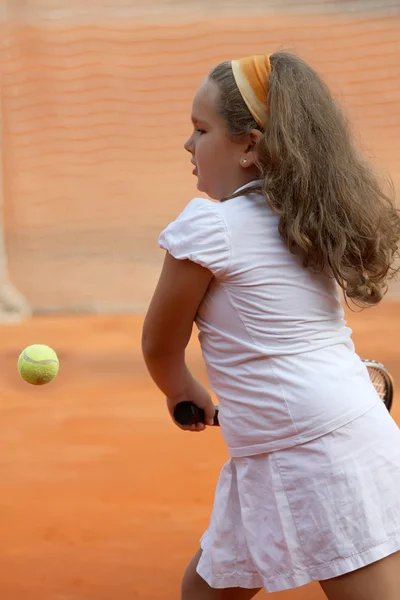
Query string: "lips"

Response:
xmin=191 ymin=162 xmax=198 ymax=176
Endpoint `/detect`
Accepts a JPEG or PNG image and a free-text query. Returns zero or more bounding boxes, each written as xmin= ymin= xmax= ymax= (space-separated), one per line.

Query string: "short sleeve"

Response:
xmin=158 ymin=197 xmax=231 ymax=278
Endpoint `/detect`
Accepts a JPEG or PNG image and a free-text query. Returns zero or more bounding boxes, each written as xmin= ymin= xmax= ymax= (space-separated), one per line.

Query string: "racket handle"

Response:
xmin=173 ymin=401 xmax=220 ymax=426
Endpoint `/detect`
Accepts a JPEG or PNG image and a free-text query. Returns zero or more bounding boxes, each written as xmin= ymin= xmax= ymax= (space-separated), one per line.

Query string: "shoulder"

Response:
xmin=178 ymin=196 xmax=226 ymax=220
xmin=158 ymin=197 xmax=230 ymax=278
xmin=160 ymin=196 xmax=228 ymax=236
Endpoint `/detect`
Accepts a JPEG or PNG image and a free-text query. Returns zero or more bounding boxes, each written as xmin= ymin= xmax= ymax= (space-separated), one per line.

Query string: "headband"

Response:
xmin=231 ymin=54 xmax=272 ymax=129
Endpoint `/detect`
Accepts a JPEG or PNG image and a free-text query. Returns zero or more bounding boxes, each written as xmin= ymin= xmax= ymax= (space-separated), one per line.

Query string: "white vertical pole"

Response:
xmin=0 ymin=4 xmax=31 ymax=322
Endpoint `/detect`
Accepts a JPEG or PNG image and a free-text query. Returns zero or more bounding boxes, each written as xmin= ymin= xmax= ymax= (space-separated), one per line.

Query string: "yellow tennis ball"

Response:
xmin=18 ymin=344 xmax=59 ymax=385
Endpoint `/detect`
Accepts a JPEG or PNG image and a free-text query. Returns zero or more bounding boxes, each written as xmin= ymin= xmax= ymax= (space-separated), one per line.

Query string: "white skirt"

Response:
xmin=197 ymin=401 xmax=400 ymax=593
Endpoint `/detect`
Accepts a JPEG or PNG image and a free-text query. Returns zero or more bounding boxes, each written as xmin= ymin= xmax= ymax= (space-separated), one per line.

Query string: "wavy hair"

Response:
xmin=210 ymin=52 xmax=400 ymax=307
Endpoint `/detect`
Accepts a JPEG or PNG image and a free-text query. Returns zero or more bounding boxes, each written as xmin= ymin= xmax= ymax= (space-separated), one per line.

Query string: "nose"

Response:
xmin=184 ymin=133 xmax=194 ymax=154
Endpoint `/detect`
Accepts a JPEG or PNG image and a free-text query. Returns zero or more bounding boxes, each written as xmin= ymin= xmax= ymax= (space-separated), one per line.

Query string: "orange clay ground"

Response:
xmin=0 ymin=303 xmax=399 ymax=599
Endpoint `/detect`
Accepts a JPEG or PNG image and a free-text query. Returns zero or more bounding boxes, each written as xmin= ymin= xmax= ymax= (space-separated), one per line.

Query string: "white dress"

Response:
xmin=158 ymin=182 xmax=400 ymax=592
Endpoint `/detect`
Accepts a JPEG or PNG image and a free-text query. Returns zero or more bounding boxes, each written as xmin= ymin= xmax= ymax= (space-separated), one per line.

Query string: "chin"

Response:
xmin=195 ymin=177 xmax=220 ymax=200
xmin=196 ymin=180 xmax=207 ymax=195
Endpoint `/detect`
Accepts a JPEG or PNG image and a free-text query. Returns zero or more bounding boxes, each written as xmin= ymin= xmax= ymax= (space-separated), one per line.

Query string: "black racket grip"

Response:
xmin=174 ymin=401 xmax=219 ymax=426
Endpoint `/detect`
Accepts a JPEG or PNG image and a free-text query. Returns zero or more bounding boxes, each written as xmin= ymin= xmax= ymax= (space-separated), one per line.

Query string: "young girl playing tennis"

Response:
xmin=142 ymin=52 xmax=400 ymax=599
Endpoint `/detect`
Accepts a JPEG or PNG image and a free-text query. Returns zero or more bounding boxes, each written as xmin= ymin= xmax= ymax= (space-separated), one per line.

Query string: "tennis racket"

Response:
xmin=173 ymin=358 xmax=394 ymax=426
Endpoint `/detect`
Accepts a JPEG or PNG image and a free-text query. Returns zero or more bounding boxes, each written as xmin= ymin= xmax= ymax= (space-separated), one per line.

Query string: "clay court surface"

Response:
xmin=0 ymin=303 xmax=399 ymax=600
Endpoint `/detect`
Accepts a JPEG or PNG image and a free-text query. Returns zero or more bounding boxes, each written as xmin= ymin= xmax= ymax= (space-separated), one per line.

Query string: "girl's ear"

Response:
xmin=240 ymin=129 xmax=263 ymax=168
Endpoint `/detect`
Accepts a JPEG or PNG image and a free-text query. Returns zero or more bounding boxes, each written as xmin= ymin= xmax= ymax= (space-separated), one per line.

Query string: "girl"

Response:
xmin=142 ymin=52 xmax=400 ymax=599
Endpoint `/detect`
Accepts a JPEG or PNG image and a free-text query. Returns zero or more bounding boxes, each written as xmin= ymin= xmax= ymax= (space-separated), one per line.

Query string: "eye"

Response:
xmin=195 ymin=128 xmax=206 ymax=135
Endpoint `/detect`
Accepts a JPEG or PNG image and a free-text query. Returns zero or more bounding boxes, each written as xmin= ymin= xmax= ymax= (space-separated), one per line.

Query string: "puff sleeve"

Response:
xmin=158 ymin=197 xmax=231 ymax=278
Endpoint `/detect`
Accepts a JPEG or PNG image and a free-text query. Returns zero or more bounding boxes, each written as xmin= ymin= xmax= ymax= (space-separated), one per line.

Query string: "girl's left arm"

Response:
xmin=141 ymin=252 xmax=213 ymax=403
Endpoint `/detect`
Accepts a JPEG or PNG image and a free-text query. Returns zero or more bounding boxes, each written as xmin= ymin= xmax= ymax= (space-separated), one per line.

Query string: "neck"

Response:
xmin=216 ymin=171 xmax=262 ymax=201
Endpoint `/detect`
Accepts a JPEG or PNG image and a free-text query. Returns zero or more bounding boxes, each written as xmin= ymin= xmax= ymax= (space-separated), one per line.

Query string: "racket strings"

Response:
xmin=367 ymin=367 xmax=388 ymax=402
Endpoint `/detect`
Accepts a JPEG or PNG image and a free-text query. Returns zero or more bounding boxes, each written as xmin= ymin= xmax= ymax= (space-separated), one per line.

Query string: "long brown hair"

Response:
xmin=210 ymin=52 xmax=400 ymax=307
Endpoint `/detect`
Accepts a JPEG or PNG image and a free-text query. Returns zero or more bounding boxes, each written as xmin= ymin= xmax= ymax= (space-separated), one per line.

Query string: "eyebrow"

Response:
xmin=191 ymin=116 xmax=209 ymax=125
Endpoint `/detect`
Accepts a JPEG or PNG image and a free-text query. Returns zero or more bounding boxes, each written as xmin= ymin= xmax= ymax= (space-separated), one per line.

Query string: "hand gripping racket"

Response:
xmin=173 ymin=358 xmax=394 ymax=426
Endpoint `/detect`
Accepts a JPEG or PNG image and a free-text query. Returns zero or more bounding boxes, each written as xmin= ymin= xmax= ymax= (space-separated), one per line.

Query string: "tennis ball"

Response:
xmin=18 ymin=344 xmax=59 ymax=385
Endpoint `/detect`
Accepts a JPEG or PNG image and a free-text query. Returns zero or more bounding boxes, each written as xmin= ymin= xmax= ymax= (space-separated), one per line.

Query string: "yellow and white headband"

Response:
xmin=231 ymin=54 xmax=272 ymax=129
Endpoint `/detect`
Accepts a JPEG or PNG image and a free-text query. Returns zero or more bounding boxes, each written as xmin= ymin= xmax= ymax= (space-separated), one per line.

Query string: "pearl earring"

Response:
xmin=241 ymin=158 xmax=247 ymax=164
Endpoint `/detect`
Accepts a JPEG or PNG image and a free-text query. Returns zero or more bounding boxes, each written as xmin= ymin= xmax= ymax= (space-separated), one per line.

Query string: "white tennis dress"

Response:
xmin=158 ymin=181 xmax=400 ymax=592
